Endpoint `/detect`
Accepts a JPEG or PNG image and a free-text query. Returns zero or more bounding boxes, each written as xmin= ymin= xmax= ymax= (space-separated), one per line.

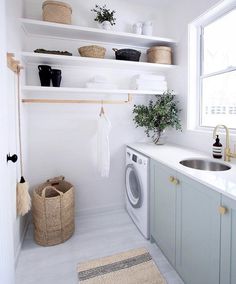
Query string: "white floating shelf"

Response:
xmin=21 ymin=52 xmax=175 ymax=71
xmin=21 ymin=86 xmax=163 ymax=95
xmin=21 ymin=18 xmax=177 ymax=48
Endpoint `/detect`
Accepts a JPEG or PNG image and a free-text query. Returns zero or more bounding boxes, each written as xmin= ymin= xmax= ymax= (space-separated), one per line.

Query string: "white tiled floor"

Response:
xmin=16 ymin=209 xmax=184 ymax=284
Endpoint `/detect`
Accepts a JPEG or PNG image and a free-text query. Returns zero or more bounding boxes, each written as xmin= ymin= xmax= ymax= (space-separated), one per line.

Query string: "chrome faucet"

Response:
xmin=213 ymin=124 xmax=236 ymax=162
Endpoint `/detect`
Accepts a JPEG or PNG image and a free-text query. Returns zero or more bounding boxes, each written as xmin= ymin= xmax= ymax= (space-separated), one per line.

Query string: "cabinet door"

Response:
xmin=150 ymin=160 xmax=176 ymax=266
xmin=220 ymin=196 xmax=236 ymax=284
xmin=176 ymin=173 xmax=221 ymax=284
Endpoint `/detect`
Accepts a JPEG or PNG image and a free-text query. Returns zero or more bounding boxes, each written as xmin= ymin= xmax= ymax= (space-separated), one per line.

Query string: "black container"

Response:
xmin=213 ymin=135 xmax=222 ymax=159
xmin=112 ymin=48 xmax=141 ymax=61
xmin=51 ymin=69 xmax=62 ymax=87
xmin=38 ymin=65 xmax=52 ymax=86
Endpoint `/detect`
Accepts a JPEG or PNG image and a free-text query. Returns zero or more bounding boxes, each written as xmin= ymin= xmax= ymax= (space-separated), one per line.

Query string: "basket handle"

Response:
xmin=47 ymin=176 xmax=65 ymax=183
xmin=41 ymin=186 xmax=63 ymax=198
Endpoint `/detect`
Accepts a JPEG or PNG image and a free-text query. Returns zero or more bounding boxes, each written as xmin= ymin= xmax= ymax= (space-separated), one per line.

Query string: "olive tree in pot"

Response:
xmin=91 ymin=4 xmax=116 ymax=30
xmin=133 ymin=91 xmax=182 ymax=144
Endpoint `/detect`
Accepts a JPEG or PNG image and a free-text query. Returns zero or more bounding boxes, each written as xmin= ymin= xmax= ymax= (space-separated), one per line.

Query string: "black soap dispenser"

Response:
xmin=213 ymin=135 xmax=222 ymax=159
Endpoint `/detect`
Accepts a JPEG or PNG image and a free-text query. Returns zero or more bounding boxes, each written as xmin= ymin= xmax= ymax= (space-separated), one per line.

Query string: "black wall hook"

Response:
xmin=7 ymin=153 xmax=18 ymax=163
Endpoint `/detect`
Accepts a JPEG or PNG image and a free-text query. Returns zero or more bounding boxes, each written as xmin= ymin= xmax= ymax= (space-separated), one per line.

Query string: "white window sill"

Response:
xmin=187 ymin=127 xmax=236 ymax=139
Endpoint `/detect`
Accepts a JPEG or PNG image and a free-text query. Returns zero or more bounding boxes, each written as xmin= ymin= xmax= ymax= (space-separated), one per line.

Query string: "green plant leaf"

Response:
xmin=91 ymin=4 xmax=116 ymax=25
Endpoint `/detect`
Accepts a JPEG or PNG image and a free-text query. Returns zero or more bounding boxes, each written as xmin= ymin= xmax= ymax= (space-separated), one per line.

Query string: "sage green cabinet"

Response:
xmin=150 ymin=159 xmax=176 ymax=266
xmin=220 ymin=195 xmax=236 ymax=284
xmin=175 ymin=173 xmax=221 ymax=284
xmin=150 ymin=159 xmax=221 ymax=284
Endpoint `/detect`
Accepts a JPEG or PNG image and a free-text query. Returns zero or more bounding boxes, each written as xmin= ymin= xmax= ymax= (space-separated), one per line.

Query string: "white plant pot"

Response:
xmin=101 ymin=21 xmax=112 ymax=30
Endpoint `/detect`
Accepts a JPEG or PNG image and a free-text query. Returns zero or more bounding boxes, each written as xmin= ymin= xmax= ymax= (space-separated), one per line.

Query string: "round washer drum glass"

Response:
xmin=129 ymin=171 xmax=139 ymax=199
xmin=125 ymin=164 xmax=143 ymax=208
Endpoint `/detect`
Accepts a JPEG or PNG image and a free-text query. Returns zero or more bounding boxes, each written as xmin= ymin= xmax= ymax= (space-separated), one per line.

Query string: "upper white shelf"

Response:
xmin=20 ymin=18 xmax=177 ymax=48
xmin=21 ymin=52 xmax=174 ymax=71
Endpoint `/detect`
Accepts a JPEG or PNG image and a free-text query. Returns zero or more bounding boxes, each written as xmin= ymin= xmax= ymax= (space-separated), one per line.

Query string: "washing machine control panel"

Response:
xmin=126 ymin=148 xmax=148 ymax=166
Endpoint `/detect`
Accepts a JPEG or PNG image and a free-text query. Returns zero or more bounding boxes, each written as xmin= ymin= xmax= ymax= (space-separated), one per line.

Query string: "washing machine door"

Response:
xmin=125 ymin=164 xmax=143 ymax=208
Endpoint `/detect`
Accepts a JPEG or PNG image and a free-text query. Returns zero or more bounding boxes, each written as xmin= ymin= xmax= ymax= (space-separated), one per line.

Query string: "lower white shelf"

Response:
xmin=21 ymin=86 xmax=163 ymax=95
xmin=21 ymin=86 xmax=162 ymax=104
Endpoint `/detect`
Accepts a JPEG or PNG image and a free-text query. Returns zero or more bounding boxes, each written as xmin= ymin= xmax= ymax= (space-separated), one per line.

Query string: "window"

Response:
xmin=188 ymin=1 xmax=236 ymax=130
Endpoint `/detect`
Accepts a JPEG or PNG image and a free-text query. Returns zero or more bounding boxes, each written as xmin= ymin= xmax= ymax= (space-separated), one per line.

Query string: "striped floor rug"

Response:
xmin=77 ymin=247 xmax=166 ymax=283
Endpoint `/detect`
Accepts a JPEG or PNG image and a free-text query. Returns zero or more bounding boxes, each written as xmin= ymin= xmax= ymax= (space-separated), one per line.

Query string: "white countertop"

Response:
xmin=127 ymin=142 xmax=236 ymax=201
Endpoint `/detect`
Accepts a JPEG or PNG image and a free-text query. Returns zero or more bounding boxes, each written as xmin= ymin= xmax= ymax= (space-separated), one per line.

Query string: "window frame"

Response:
xmin=188 ymin=0 xmax=236 ymax=131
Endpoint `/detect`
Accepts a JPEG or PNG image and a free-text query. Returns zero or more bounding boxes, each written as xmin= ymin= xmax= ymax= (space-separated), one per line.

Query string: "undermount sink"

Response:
xmin=179 ymin=159 xmax=231 ymax=171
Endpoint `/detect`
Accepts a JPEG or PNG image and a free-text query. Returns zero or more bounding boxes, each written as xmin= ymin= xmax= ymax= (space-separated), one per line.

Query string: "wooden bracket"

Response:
xmin=7 ymin=53 xmax=23 ymax=73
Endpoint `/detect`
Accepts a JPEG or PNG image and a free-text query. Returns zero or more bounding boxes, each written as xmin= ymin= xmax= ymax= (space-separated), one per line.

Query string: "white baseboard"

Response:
xmin=15 ymin=215 xmax=30 ymax=267
xmin=76 ymin=203 xmax=125 ymax=217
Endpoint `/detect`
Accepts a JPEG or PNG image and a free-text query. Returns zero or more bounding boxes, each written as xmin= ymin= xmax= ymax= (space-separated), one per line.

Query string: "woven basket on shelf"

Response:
xmin=42 ymin=1 xmax=72 ymax=24
xmin=147 ymin=46 xmax=172 ymax=64
xmin=32 ymin=176 xmax=75 ymax=246
xmin=78 ymin=45 xmax=106 ymax=58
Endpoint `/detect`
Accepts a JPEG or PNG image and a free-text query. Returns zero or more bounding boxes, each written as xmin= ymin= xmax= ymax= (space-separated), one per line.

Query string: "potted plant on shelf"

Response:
xmin=133 ymin=91 xmax=182 ymax=144
xmin=91 ymin=4 xmax=116 ymax=30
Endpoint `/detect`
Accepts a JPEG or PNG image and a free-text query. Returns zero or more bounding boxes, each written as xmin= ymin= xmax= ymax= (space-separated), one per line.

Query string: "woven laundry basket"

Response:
xmin=32 ymin=176 xmax=75 ymax=246
xmin=78 ymin=45 xmax=106 ymax=58
xmin=147 ymin=46 xmax=172 ymax=64
xmin=42 ymin=1 xmax=72 ymax=24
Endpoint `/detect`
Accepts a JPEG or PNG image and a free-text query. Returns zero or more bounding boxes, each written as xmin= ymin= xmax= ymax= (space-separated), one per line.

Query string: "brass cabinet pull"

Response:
xmin=218 ymin=206 xmax=227 ymax=215
xmin=169 ymin=176 xmax=175 ymax=183
xmin=169 ymin=176 xmax=180 ymax=185
xmin=173 ymin=178 xmax=180 ymax=185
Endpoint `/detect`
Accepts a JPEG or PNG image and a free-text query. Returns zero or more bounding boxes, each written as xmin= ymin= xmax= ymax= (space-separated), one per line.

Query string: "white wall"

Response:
xmin=5 ymin=0 xmax=29 ymax=262
xmin=22 ymin=0 xmax=170 ymax=215
xmin=22 ymin=0 xmax=229 ymax=217
xmin=166 ymin=0 xmax=230 ymax=154
xmin=23 ymin=0 xmax=169 ymax=37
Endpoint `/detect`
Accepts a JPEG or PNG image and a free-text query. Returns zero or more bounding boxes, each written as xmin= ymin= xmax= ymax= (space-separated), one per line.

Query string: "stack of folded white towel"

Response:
xmin=86 ymin=76 xmax=117 ymax=90
xmin=132 ymin=74 xmax=167 ymax=92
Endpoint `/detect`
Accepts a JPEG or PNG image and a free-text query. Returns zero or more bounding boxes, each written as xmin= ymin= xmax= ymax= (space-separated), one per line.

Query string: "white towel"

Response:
xmin=135 ymin=74 xmax=166 ymax=81
xmin=135 ymin=83 xmax=167 ymax=90
xmin=97 ymin=113 xmax=111 ymax=177
xmin=135 ymin=79 xmax=167 ymax=88
xmin=86 ymin=82 xmax=118 ymax=89
xmin=135 ymin=79 xmax=166 ymax=85
xmin=132 ymin=79 xmax=167 ymax=91
xmin=135 ymin=85 xmax=167 ymax=91
xmin=91 ymin=75 xmax=108 ymax=83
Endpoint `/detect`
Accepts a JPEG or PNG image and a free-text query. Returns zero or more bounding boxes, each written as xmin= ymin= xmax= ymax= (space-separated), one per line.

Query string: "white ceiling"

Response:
xmin=130 ymin=0 xmax=171 ymax=7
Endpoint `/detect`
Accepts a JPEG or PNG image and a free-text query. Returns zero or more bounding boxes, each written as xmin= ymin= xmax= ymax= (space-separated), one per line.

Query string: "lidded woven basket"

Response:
xmin=32 ymin=176 xmax=75 ymax=246
xmin=78 ymin=45 xmax=106 ymax=58
xmin=147 ymin=46 xmax=172 ymax=64
xmin=42 ymin=1 xmax=72 ymax=24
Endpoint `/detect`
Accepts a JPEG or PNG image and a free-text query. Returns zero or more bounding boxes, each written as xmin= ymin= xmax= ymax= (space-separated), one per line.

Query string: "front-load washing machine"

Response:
xmin=125 ymin=147 xmax=149 ymax=239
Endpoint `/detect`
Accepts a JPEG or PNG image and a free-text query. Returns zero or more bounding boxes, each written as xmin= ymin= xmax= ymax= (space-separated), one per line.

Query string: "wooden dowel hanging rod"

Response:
xmin=22 ymin=94 xmax=132 ymax=104
xmin=7 ymin=53 xmax=23 ymax=73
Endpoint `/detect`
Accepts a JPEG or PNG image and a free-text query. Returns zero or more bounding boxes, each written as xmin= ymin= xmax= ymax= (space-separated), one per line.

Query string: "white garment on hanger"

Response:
xmin=97 ymin=112 xmax=111 ymax=177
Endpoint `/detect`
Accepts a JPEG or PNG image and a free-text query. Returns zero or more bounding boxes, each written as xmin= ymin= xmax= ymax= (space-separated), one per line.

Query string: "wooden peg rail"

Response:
xmin=22 ymin=94 xmax=132 ymax=105
xmin=7 ymin=53 xmax=23 ymax=73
